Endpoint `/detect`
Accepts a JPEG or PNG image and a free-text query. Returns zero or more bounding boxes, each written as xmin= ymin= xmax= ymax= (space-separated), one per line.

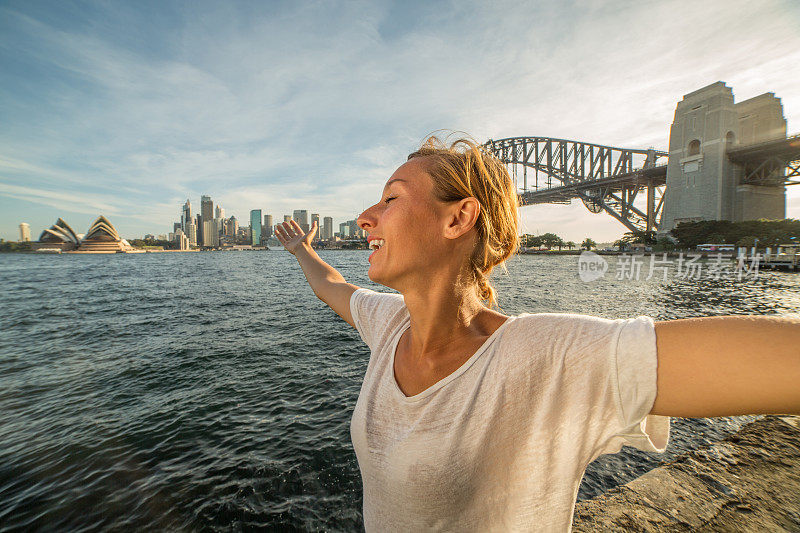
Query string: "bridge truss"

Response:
xmin=726 ymin=134 xmax=800 ymax=187
xmin=484 ymin=137 xmax=668 ymax=233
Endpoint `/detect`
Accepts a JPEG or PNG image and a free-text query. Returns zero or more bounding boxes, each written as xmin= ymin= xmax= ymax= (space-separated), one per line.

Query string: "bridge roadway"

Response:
xmin=727 ymin=134 xmax=800 ymax=186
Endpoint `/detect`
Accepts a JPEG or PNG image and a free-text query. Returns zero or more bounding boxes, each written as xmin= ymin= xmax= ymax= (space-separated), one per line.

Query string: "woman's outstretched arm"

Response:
xmin=275 ymin=219 xmax=361 ymax=328
xmin=650 ymin=315 xmax=800 ymax=417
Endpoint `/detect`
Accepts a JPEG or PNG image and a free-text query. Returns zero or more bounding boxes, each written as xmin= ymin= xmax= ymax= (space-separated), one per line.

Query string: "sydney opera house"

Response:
xmin=32 ymin=216 xmax=135 ymax=253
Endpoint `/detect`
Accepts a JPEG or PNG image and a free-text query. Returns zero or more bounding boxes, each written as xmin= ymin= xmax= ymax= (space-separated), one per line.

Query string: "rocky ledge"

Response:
xmin=572 ymin=415 xmax=800 ymax=532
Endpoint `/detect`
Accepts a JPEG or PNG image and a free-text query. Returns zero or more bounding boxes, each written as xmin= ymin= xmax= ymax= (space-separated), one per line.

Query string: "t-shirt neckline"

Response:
xmin=389 ymin=312 xmax=517 ymax=403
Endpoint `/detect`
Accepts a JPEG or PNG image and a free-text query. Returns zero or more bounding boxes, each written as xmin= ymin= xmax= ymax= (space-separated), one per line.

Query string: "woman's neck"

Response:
xmin=400 ymin=280 xmax=507 ymax=362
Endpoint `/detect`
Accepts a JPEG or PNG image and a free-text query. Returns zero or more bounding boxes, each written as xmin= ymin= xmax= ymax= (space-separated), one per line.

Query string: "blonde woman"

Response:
xmin=274 ymin=137 xmax=800 ymax=532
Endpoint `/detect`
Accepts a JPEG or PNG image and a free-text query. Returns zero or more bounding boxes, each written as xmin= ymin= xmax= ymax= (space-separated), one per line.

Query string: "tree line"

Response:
xmin=520 ymin=233 xmax=596 ymax=250
xmin=613 ymin=218 xmax=799 ymax=251
xmin=520 ymin=218 xmax=799 ymax=253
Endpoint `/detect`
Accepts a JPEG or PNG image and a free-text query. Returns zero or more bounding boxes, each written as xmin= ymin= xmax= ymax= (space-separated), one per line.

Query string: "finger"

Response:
xmin=277 ymin=222 xmax=294 ymax=238
xmin=289 ymin=219 xmax=304 ymax=234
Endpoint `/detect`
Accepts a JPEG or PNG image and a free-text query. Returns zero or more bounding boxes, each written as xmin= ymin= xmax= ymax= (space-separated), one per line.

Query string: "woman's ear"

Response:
xmin=444 ymin=197 xmax=480 ymax=239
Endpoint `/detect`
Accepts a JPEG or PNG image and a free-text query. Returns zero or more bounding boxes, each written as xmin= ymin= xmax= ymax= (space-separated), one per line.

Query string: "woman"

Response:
xmin=275 ymin=136 xmax=799 ymax=532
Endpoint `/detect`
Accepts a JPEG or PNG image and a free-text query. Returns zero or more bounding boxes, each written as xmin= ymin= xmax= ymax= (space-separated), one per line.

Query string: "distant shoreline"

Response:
xmin=0 ymin=249 xmax=753 ymax=259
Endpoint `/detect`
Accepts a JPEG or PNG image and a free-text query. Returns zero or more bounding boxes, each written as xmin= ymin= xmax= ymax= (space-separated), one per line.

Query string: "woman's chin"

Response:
xmin=367 ymin=267 xmax=383 ymax=283
xmin=367 ymin=265 xmax=392 ymax=286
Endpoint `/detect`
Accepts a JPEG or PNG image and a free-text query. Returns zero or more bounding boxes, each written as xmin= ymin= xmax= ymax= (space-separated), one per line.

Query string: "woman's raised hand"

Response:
xmin=275 ymin=219 xmax=318 ymax=255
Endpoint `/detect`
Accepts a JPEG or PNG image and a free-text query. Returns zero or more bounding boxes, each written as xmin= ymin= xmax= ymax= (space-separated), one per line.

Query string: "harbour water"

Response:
xmin=1 ymin=251 xmax=797 ymax=531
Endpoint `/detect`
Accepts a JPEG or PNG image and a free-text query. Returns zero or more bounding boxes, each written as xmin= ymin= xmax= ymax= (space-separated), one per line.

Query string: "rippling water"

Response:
xmin=1 ymin=251 xmax=797 ymax=531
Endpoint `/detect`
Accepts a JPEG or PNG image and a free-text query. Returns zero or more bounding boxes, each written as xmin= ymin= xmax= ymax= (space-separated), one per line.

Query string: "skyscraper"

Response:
xmin=250 ymin=209 xmax=262 ymax=246
xmin=196 ymin=213 xmax=203 ymax=246
xmin=18 ymin=223 xmax=31 ymax=242
xmin=186 ymin=219 xmax=197 ymax=246
xmin=263 ymin=214 xmax=273 ymax=239
xmin=203 ymin=219 xmax=218 ymax=247
xmin=215 ymin=205 xmax=224 ymax=219
xmin=226 ymin=216 xmax=238 ymax=238
xmin=323 ymin=217 xmax=333 ymax=240
xmin=200 ymin=195 xmax=213 ymax=247
xmin=293 ymin=210 xmax=309 ymax=233
xmin=175 ymin=229 xmax=189 ymax=250
xmin=343 ymin=219 xmax=363 ymax=239
xmin=181 ymin=199 xmax=192 ymax=231
xmin=201 ymin=195 xmax=214 ymax=221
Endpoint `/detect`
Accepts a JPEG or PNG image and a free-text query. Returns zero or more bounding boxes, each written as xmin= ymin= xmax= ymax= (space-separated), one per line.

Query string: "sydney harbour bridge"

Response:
xmin=484 ymin=82 xmax=800 ymax=236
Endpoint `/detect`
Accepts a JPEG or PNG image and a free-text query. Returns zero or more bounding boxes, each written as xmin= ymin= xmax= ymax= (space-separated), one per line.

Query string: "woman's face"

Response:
xmin=357 ymin=157 xmax=456 ymax=290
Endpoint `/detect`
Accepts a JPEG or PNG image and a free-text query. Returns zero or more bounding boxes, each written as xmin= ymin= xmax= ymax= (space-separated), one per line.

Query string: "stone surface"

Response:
xmin=572 ymin=415 xmax=800 ymax=532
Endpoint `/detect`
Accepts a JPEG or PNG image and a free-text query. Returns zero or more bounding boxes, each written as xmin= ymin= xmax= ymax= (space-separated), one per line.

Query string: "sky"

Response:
xmin=1 ymin=0 xmax=799 ymax=243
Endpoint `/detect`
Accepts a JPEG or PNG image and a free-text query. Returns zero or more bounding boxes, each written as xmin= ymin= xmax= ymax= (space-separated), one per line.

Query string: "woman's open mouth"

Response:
xmin=368 ymin=239 xmax=385 ymax=262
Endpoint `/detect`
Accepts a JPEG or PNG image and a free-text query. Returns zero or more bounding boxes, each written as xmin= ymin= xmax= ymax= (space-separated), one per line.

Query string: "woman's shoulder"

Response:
xmin=507 ymin=310 xmax=639 ymax=329
xmin=498 ymin=311 xmax=649 ymax=352
xmin=351 ymin=287 xmax=406 ymax=319
xmin=350 ymin=288 xmax=408 ymax=351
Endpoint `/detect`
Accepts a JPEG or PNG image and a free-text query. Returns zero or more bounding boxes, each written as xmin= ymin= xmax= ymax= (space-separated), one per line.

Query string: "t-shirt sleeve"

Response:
xmin=349 ymin=288 xmax=406 ymax=352
xmin=599 ymin=315 xmax=670 ymax=455
xmin=553 ymin=313 xmax=670 ymax=457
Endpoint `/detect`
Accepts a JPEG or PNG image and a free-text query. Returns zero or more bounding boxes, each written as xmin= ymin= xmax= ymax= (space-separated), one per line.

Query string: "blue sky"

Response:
xmin=2 ymin=0 xmax=799 ymax=242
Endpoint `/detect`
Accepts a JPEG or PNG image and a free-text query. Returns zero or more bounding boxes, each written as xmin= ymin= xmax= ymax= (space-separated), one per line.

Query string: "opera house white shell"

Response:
xmin=33 ymin=216 xmax=134 ymax=253
xmin=34 ymin=218 xmax=80 ymax=251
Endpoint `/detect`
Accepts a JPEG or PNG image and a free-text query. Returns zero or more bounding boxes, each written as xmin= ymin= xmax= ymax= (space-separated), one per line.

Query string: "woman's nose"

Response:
xmin=357 ymin=205 xmax=377 ymax=231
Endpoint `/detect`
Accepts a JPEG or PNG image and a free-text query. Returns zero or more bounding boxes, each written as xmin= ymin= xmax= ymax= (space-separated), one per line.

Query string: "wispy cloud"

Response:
xmin=0 ymin=183 xmax=120 ymax=215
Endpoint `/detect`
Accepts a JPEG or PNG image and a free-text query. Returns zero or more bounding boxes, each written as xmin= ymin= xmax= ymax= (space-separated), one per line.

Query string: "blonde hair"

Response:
xmin=408 ymin=135 xmax=520 ymax=309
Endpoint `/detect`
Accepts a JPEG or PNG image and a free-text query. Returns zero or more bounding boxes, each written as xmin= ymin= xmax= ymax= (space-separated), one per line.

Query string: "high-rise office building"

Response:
xmin=175 ymin=229 xmax=189 ymax=250
xmin=18 ymin=223 xmax=31 ymax=242
xmin=341 ymin=219 xmax=363 ymax=239
xmin=293 ymin=210 xmax=309 ymax=233
xmin=203 ymin=219 xmax=218 ymax=247
xmin=323 ymin=217 xmax=333 ymax=240
xmin=181 ymin=199 xmax=192 ymax=231
xmin=215 ymin=205 xmax=224 ymax=219
xmin=226 ymin=216 xmax=238 ymax=238
xmin=250 ymin=209 xmax=262 ymax=246
xmin=200 ymin=195 xmax=213 ymax=247
xmin=263 ymin=214 xmax=273 ymax=239
xmin=195 ymin=213 xmax=203 ymax=246
xmin=173 ymin=222 xmax=182 ymax=233
xmin=186 ymin=220 xmax=197 ymax=246
xmin=201 ymin=195 xmax=213 ymax=221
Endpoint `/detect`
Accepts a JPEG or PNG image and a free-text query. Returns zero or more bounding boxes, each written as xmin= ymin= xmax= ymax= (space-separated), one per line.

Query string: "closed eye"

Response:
xmin=384 ymin=196 xmax=397 ymax=204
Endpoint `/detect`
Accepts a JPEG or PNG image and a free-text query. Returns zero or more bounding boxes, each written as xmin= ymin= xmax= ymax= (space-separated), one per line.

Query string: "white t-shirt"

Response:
xmin=349 ymin=288 xmax=670 ymax=532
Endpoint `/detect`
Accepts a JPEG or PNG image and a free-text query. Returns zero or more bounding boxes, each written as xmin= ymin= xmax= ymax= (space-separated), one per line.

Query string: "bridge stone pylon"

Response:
xmin=659 ymin=82 xmax=787 ymax=237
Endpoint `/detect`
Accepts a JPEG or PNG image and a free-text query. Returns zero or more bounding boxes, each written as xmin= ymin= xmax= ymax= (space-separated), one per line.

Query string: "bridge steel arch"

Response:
xmin=484 ymin=137 xmax=668 ymax=234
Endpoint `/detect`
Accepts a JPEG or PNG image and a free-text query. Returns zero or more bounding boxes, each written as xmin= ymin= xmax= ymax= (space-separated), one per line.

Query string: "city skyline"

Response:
xmin=2 ymin=1 xmax=799 ymax=242
xmin=163 ymin=192 xmax=366 ymax=246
